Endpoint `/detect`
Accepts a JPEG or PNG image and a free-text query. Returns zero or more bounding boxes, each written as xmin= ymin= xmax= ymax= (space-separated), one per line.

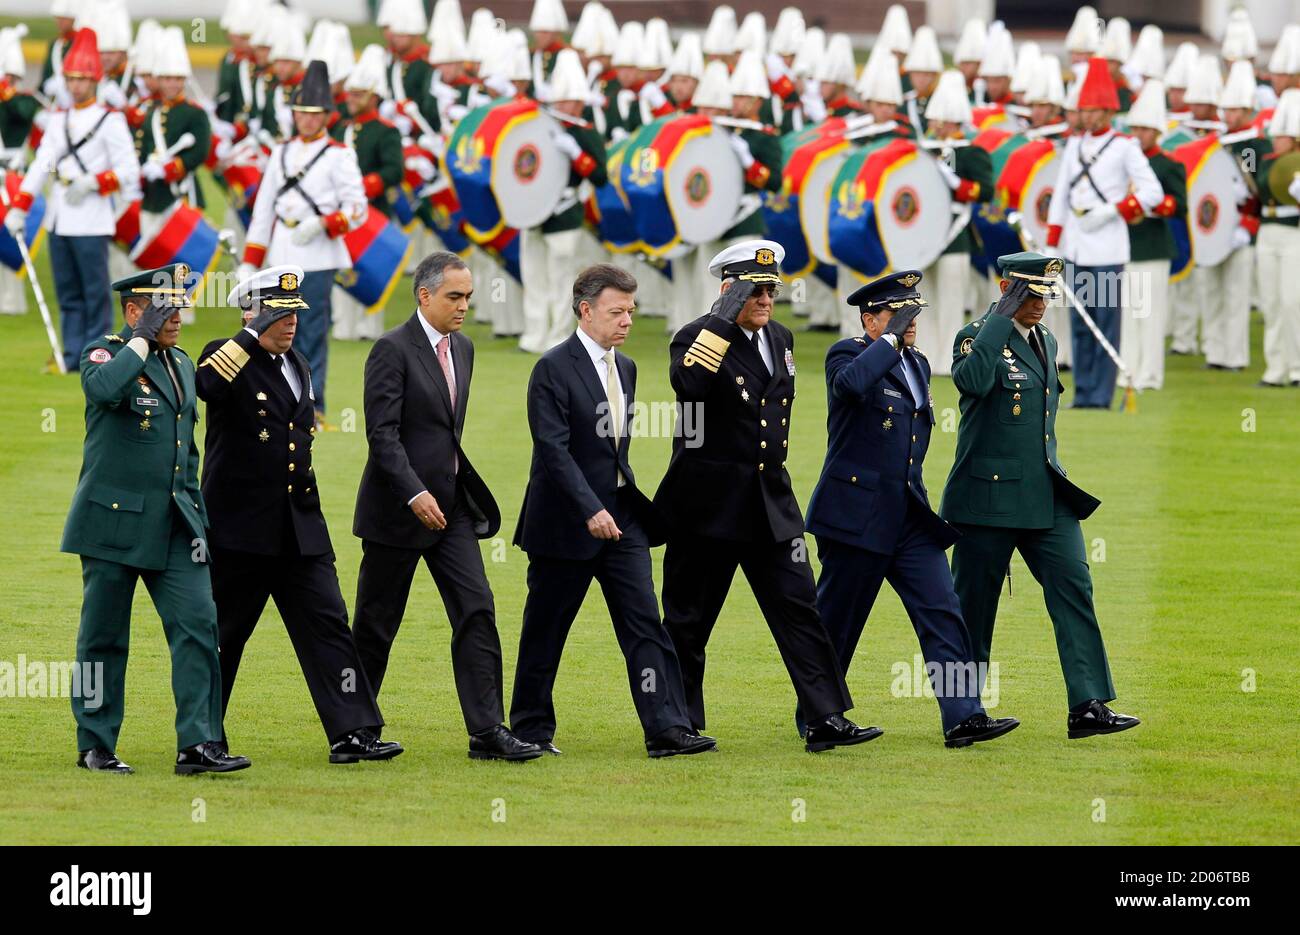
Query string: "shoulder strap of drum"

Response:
xmin=276 ymin=143 xmax=332 ymax=216
xmin=1069 ymin=134 xmax=1117 ymax=204
xmin=61 ymin=110 xmax=113 ymax=174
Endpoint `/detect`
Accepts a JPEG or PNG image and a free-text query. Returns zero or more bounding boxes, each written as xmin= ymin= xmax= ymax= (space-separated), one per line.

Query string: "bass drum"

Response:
xmin=1170 ymin=135 xmax=1244 ymax=269
xmin=617 ymin=114 xmax=744 ymax=258
xmin=827 ymin=138 xmax=953 ymax=278
xmin=763 ymin=119 xmax=850 ymax=278
xmin=446 ymin=97 xmax=568 ymax=239
xmin=973 ymin=137 xmax=1060 ymax=265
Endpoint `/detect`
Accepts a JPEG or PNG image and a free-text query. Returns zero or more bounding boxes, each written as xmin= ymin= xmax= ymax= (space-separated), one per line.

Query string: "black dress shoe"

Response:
xmin=944 ymin=714 xmax=1021 ymax=748
xmin=77 ymin=747 xmax=133 ymax=774
xmin=646 ymin=726 xmax=717 ymax=758
xmin=329 ymin=727 xmax=405 ymax=763
xmin=468 ymin=724 xmax=543 ymax=761
xmin=1257 ymin=379 xmax=1288 ymax=388
xmin=533 ymin=740 xmax=562 ymax=756
xmin=804 ymin=714 xmax=883 ymax=752
xmin=175 ymin=741 xmax=252 ymax=774
xmin=1067 ymin=699 xmax=1140 ymax=739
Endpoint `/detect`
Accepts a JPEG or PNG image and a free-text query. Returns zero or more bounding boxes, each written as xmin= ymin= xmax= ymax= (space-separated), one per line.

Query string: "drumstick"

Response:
xmin=0 ymin=168 xmax=67 ymax=373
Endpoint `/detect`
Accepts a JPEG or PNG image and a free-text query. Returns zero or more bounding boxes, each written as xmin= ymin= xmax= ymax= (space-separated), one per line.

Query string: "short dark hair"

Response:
xmin=413 ymin=251 xmax=469 ymax=299
xmin=571 ymin=264 xmax=637 ymax=318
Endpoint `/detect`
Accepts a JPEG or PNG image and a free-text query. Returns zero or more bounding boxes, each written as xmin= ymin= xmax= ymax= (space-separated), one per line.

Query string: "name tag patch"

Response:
xmin=1008 ymin=372 xmax=1029 ymax=381
xmin=883 ymin=388 xmax=903 ymax=398
xmin=135 ymin=397 xmax=160 ymax=407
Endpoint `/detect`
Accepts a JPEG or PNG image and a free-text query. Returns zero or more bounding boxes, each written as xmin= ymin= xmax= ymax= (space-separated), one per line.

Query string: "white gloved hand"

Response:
xmin=766 ymin=53 xmax=789 ymax=83
xmin=405 ymin=154 xmax=436 ymax=181
xmin=609 ymin=126 xmax=629 ymax=143
xmin=432 ymin=82 xmax=458 ymax=107
xmin=212 ymin=118 xmax=237 ymax=141
xmin=378 ymin=99 xmax=399 ymax=121
xmin=1080 ymin=203 xmax=1118 ymax=232
xmin=141 ymin=160 xmax=168 ymax=182
xmin=1231 ymin=225 xmax=1252 ymax=249
xmin=394 ymin=114 xmax=414 ymax=137
xmin=483 ymin=73 xmax=514 ymax=99
xmin=936 ymin=160 xmax=961 ymax=190
xmin=640 ymin=81 xmax=668 ymax=111
xmin=728 ymin=133 xmax=755 ymax=169
xmin=236 ymin=262 xmax=258 ymax=282
xmin=4 ymin=207 xmax=26 ymax=235
xmin=801 ymin=84 xmax=827 ymax=123
xmin=41 ymin=74 xmax=62 ymax=99
xmin=290 ymin=216 xmax=325 ymax=245
xmin=446 ymin=105 xmax=467 ymax=122
xmin=100 ymin=80 xmax=127 ymax=109
xmin=1288 ymin=174 xmax=1300 ymax=204
xmin=65 ymin=174 xmax=99 ymax=205
xmin=551 ymin=128 xmax=583 ymax=160
xmin=215 ymin=137 xmax=233 ymax=162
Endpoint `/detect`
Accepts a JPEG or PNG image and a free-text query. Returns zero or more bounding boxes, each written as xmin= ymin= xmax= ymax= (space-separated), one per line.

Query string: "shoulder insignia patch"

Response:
xmin=88 ymin=347 xmax=112 ymax=364
xmin=105 ymin=334 xmax=124 ymax=343
xmin=853 ymin=336 xmax=866 ymax=344
xmin=960 ymin=337 xmax=974 ymax=355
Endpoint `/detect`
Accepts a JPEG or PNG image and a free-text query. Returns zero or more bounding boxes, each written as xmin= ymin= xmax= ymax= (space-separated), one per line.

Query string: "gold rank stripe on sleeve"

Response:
xmin=200 ymin=339 xmax=251 ymax=382
xmin=682 ymin=328 xmax=731 ymax=372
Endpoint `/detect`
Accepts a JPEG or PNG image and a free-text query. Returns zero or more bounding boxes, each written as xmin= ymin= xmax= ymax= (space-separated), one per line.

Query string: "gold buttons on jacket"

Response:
xmin=887 ymin=405 xmax=894 ymax=412
xmin=287 ymin=485 xmax=293 ymax=492
xmin=851 ymin=476 xmax=857 ymax=483
xmin=761 ymin=398 xmax=766 ymax=406
xmin=176 ymin=440 xmax=182 ymax=447
xmin=759 ymin=463 xmax=765 ymax=471
xmin=782 ymin=440 xmax=787 ymax=448
xmin=781 ymin=418 xmax=786 ymax=426
xmin=111 ymin=502 xmax=119 ymax=510
xmin=289 ymin=463 xmax=296 ymax=471
xmin=760 ymin=419 xmax=767 ymax=427
xmin=992 ymin=474 xmax=999 ymax=481
xmin=144 ymin=410 xmax=151 ymax=416
xmin=288 ymin=422 xmax=294 ymax=430
xmin=289 ymin=443 xmax=296 ymax=451
xmin=781 ymin=398 xmax=788 ymax=406
xmin=760 ymin=441 xmax=767 ymax=449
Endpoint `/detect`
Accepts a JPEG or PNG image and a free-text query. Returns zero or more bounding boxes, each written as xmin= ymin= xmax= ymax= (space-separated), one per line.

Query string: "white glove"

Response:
xmin=446 ymin=105 xmax=467 ymax=122
xmin=551 ymin=129 xmax=583 ymax=160
xmin=801 ymin=83 xmax=826 ymax=123
xmin=1288 ymin=174 xmax=1300 ymax=204
xmin=236 ymin=262 xmax=258 ymax=282
xmin=483 ymin=73 xmax=515 ymax=99
xmin=640 ymin=81 xmax=668 ymax=111
xmin=1080 ymin=203 xmax=1118 ymax=232
xmin=212 ymin=119 xmax=237 ymax=141
xmin=405 ymin=154 xmax=436 ymax=181
xmin=394 ymin=114 xmax=414 ymax=137
xmin=432 ymin=82 xmax=458 ymax=107
xmin=290 ymin=216 xmax=325 ymax=245
xmin=33 ymin=108 xmax=51 ymax=132
xmin=4 ymin=207 xmax=26 ymax=235
xmin=215 ymin=137 xmax=233 ymax=162
xmin=1231 ymin=225 xmax=1252 ymax=249
xmin=378 ymin=99 xmax=399 ymax=120
xmin=766 ymin=53 xmax=791 ymax=84
xmin=41 ymin=74 xmax=62 ymax=99
xmin=728 ymin=133 xmax=755 ymax=169
xmin=610 ymin=126 xmax=629 ymax=143
xmin=936 ymin=160 xmax=961 ymax=191
xmin=141 ymin=160 xmax=168 ymax=182
xmin=65 ymin=174 xmax=99 ymax=206
xmin=100 ymin=80 xmax=127 ymax=109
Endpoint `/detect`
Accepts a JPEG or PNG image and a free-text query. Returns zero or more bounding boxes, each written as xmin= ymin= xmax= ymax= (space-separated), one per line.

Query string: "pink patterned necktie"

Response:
xmin=437 ymin=334 xmax=456 ymax=409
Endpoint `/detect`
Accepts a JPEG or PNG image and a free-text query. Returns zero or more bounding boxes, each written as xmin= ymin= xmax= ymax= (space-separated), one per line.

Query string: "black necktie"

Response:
xmin=1029 ymin=328 xmax=1048 ymax=372
xmin=752 ymin=329 xmax=771 ymax=374
xmin=157 ymin=350 xmax=181 ymax=404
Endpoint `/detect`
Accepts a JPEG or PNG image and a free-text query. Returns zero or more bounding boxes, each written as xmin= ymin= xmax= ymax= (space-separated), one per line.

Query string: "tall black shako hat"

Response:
xmin=292 ymin=60 xmax=333 ymax=112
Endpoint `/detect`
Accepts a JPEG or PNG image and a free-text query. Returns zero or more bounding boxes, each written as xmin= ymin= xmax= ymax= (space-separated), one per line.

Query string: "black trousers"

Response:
xmin=210 ymin=543 xmax=383 ymax=743
xmin=352 ymin=500 xmax=504 ymax=733
xmin=662 ymin=532 xmax=853 ymax=731
xmin=510 ymin=493 xmax=690 ymax=744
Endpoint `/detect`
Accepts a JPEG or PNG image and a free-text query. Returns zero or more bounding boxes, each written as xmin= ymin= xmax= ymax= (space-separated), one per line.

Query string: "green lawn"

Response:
xmin=0 ymin=189 xmax=1296 ymax=843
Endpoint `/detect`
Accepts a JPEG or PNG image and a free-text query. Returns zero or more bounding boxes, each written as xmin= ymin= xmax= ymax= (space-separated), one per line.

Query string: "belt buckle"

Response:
xmin=280 ymin=217 xmax=299 ymax=228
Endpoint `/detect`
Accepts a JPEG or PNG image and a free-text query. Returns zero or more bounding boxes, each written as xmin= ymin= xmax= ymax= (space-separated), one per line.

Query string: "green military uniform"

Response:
xmin=940 ymin=252 xmax=1116 ymax=709
xmin=0 ymin=83 xmax=40 ymax=148
xmin=135 ymin=95 xmax=213 ymax=212
xmin=943 ymin=141 xmax=994 ymax=256
xmin=214 ymin=50 xmax=253 ymax=125
xmin=389 ymin=46 xmax=440 ymax=135
xmin=336 ymin=111 xmax=404 ymax=218
xmin=1255 ymin=147 xmax=1300 ymax=229
xmin=541 ymin=123 xmax=607 ymax=234
xmin=1229 ymin=134 xmax=1272 ymax=245
xmin=1129 ymin=148 xmax=1188 ymax=262
xmin=723 ymin=125 xmax=783 ymax=240
xmin=62 ymin=264 xmax=224 ymax=755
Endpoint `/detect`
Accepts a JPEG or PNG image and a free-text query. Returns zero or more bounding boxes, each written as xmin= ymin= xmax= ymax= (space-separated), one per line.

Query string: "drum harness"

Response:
xmin=273 ymin=142 xmax=332 ymax=230
xmin=53 ymin=110 xmax=112 ymax=186
xmin=1068 ymin=133 xmax=1117 ymax=216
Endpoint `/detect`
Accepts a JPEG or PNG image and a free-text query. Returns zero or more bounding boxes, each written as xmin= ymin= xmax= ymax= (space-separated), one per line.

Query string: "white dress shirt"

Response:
xmin=243 ymin=326 xmax=303 ymax=400
xmin=739 ymin=324 xmax=774 ymax=374
xmin=576 ymin=326 xmax=627 ymax=487
xmin=407 ymin=314 xmax=458 ymax=506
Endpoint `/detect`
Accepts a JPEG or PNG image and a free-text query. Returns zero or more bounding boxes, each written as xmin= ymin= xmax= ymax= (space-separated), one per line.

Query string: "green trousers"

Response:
xmin=951 ymin=499 xmax=1115 ymax=708
xmin=74 ymin=514 xmax=223 ymax=753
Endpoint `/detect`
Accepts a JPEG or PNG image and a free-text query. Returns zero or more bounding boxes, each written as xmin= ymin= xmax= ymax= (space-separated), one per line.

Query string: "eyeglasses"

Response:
xmin=749 ymin=284 xmax=781 ymax=298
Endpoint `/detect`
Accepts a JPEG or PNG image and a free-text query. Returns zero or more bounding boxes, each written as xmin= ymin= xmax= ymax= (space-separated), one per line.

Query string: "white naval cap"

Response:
xmin=707 ymin=239 xmax=785 ymax=283
xmin=228 ymin=265 xmax=310 ymax=310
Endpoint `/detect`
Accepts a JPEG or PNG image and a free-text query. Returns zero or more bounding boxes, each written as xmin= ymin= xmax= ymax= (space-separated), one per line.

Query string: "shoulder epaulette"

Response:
xmin=105 ymin=334 xmax=124 ymax=343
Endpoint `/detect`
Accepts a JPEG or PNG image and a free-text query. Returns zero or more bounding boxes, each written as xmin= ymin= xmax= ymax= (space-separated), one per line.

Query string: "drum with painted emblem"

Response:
xmin=764 ymin=118 xmax=852 ymax=277
xmin=335 ymin=205 xmax=414 ymax=311
xmin=616 ymin=113 xmax=745 ymax=258
xmin=972 ymin=137 xmax=1060 ymax=265
xmin=827 ymin=137 xmax=953 ymax=278
xmin=129 ymin=201 xmax=222 ymax=283
xmin=1169 ymin=134 xmax=1244 ymax=268
xmin=446 ymin=97 xmax=568 ymax=239
xmin=0 ymin=173 xmax=45 ymax=273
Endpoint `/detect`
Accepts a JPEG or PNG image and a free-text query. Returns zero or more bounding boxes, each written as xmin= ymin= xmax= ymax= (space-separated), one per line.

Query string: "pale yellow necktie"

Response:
xmin=603 ymin=350 xmax=621 ymax=444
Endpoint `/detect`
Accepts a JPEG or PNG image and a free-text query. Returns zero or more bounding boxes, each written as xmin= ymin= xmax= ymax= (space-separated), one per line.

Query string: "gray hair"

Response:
xmin=571 ymin=263 xmax=637 ymax=318
xmin=412 ymin=251 xmax=469 ymax=299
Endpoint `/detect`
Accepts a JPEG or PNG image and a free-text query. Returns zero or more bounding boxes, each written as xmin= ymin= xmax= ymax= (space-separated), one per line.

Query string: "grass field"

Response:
xmin=1 ymin=194 xmax=1297 ymax=844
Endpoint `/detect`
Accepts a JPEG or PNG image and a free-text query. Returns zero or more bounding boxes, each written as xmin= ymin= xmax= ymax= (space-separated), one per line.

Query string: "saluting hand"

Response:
xmin=132 ymin=302 xmax=173 ymax=346
xmin=882 ymin=305 xmax=921 ymax=345
xmin=993 ymin=278 xmax=1030 ymax=319
xmin=410 ymin=491 xmax=447 ymax=531
xmin=586 ymin=509 xmax=622 ymax=541
xmin=709 ymin=280 xmax=756 ymax=325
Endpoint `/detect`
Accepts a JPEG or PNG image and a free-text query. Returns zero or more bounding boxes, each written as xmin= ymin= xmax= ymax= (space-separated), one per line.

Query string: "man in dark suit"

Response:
xmin=197 ymin=266 xmax=402 ymax=764
xmin=509 ymin=264 xmax=714 ymax=758
xmin=352 ymin=252 xmax=541 ymax=761
xmin=803 ymin=270 xmax=1019 ymax=747
xmin=655 ymin=239 xmax=880 ymax=753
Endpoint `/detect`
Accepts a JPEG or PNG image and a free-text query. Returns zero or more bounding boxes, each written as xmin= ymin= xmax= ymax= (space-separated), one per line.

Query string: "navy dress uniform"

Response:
xmin=805 ymin=270 xmax=1019 ymax=746
xmin=61 ymin=264 xmax=249 ymax=774
xmin=941 ymin=252 xmax=1140 ymax=738
xmin=196 ymin=266 xmax=402 ymax=764
xmin=655 ymin=240 xmax=880 ymax=752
